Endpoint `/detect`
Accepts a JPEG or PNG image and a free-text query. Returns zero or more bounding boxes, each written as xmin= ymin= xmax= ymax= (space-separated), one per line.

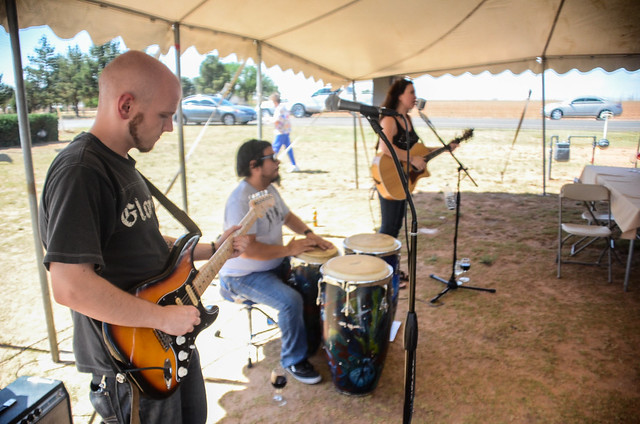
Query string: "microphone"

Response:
xmin=416 ymin=98 xmax=426 ymax=111
xmin=325 ymin=94 xmax=398 ymax=118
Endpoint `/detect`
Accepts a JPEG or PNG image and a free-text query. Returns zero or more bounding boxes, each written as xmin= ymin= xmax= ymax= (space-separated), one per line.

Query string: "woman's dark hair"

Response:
xmin=236 ymin=139 xmax=272 ymax=177
xmin=381 ymin=78 xmax=413 ymax=111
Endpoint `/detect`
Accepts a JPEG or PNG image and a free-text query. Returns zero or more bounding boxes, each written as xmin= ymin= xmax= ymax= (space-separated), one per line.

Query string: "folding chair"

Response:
xmin=217 ymin=282 xmax=279 ymax=368
xmin=558 ymin=183 xmax=613 ymax=282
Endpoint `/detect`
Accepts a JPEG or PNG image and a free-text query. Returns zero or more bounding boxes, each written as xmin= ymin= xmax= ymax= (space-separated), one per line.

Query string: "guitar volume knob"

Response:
xmin=178 ymin=350 xmax=188 ymax=361
xmin=177 ymin=367 xmax=188 ymax=378
xmin=176 ymin=335 xmax=186 ymax=345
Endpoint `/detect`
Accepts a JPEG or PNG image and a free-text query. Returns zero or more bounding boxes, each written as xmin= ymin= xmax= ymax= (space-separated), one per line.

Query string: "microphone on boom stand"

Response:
xmin=413 ymin=98 xmax=495 ymax=304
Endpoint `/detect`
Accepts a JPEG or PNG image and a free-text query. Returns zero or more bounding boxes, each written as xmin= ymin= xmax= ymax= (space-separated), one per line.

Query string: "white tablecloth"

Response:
xmin=580 ymin=165 xmax=640 ymax=240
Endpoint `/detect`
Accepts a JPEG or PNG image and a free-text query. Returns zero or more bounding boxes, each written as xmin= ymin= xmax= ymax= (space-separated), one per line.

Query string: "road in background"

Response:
xmin=60 ymin=115 xmax=640 ymax=132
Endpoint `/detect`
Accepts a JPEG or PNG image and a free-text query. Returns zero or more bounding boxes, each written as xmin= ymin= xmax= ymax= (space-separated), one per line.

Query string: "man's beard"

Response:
xmin=128 ymin=112 xmax=149 ymax=152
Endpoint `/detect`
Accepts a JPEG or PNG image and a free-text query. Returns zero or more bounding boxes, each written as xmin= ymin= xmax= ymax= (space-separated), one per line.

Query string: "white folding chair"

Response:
xmin=557 ymin=183 xmax=613 ymax=282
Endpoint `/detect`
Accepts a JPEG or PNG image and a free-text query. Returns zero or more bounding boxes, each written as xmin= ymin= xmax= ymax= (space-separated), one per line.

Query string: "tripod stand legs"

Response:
xmin=429 ymin=273 xmax=496 ymax=304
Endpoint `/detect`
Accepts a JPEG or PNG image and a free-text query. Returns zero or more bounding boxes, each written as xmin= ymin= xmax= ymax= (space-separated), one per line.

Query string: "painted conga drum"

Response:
xmin=319 ymin=254 xmax=393 ymax=395
xmin=343 ymin=233 xmax=401 ymax=319
xmin=289 ymin=246 xmax=339 ymax=355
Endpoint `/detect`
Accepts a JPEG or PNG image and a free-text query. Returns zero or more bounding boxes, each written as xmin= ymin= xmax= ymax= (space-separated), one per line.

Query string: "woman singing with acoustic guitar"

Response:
xmin=372 ymin=78 xmax=460 ymax=286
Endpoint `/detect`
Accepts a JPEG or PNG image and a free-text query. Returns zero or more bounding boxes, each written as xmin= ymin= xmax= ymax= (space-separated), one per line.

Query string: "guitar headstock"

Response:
xmin=451 ymin=128 xmax=474 ymax=145
xmin=249 ymin=191 xmax=275 ymax=217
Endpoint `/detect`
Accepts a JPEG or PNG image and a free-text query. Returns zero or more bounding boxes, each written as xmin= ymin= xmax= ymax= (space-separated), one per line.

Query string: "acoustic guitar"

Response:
xmin=370 ymin=129 xmax=473 ymax=200
xmin=102 ymin=191 xmax=274 ymax=399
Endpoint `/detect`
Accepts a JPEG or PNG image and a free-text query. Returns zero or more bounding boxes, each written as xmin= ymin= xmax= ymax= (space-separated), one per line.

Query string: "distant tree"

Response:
xmin=233 ymin=65 xmax=277 ymax=102
xmin=85 ymin=40 xmax=122 ymax=107
xmin=194 ymin=55 xmax=231 ymax=94
xmin=24 ymin=36 xmax=59 ymax=112
xmin=181 ymin=77 xmax=196 ymax=97
xmin=56 ymin=45 xmax=91 ymax=116
xmin=0 ymin=74 xmax=14 ymax=111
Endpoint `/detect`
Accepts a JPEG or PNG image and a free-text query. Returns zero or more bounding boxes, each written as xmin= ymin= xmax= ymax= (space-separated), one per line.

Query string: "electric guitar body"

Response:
xmin=102 ymin=192 xmax=275 ymax=399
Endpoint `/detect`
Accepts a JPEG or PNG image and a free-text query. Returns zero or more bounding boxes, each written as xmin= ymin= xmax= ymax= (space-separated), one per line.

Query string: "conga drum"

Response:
xmin=343 ymin=233 xmax=401 ymax=318
xmin=289 ymin=246 xmax=339 ymax=355
xmin=319 ymin=254 xmax=393 ymax=395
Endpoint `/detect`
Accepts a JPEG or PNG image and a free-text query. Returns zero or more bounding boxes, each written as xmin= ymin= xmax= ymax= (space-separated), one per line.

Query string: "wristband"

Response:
xmin=303 ymin=229 xmax=313 ymax=235
xmin=211 ymin=241 xmax=217 ymax=255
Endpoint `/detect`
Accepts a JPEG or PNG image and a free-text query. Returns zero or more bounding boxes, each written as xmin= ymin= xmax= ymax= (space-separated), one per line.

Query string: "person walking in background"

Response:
xmin=271 ymin=93 xmax=299 ymax=172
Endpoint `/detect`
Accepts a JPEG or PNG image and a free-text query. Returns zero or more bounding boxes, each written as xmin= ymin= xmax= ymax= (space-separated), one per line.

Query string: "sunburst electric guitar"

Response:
xmin=102 ymin=191 xmax=274 ymax=399
xmin=370 ymin=129 xmax=473 ymax=200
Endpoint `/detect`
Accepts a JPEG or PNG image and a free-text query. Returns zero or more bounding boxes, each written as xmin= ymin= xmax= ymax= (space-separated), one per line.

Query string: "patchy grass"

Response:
xmin=1 ymin=117 xmax=639 ymax=423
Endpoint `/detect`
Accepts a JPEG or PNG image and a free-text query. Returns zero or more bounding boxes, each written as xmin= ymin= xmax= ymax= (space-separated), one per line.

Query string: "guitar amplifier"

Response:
xmin=0 ymin=376 xmax=72 ymax=424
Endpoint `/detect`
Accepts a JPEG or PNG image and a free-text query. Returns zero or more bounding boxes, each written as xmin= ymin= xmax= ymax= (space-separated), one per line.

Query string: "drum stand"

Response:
xmin=429 ymin=165 xmax=496 ymax=303
xmin=364 ymin=115 xmax=418 ymax=424
xmin=416 ymin=111 xmax=496 ymax=303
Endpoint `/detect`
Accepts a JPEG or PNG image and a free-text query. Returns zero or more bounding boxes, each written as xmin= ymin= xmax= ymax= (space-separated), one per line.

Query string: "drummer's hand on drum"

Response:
xmin=286 ymin=237 xmax=317 ymax=257
xmin=306 ymin=232 xmax=335 ymax=250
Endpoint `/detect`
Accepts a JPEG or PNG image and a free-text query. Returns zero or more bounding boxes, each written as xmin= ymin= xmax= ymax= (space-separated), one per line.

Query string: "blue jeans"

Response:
xmin=378 ymin=191 xmax=406 ymax=238
xmin=273 ymin=133 xmax=297 ymax=166
xmin=219 ymin=264 xmax=308 ymax=368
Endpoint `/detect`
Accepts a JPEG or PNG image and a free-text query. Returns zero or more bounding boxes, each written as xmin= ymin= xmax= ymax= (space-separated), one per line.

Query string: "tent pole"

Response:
xmin=6 ymin=0 xmax=60 ymax=362
xmin=351 ymin=81 xmax=358 ymax=188
xmin=173 ymin=23 xmax=189 ymax=212
xmin=256 ymin=41 xmax=263 ymax=140
xmin=541 ymin=57 xmax=547 ymax=196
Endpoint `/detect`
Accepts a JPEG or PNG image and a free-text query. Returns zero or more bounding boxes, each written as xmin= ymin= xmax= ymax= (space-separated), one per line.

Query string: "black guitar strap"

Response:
xmin=139 ymin=173 xmax=201 ymax=236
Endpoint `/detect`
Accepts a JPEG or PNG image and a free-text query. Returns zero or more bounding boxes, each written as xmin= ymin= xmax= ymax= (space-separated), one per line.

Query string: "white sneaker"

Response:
xmin=288 ymin=165 xmax=300 ymax=173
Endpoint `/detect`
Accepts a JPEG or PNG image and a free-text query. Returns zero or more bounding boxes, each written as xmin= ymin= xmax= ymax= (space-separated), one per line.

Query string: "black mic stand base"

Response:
xmin=429 ymin=274 xmax=496 ymax=304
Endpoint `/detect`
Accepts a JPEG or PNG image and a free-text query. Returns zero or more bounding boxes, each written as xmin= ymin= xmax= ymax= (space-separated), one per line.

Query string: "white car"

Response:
xmin=287 ymin=87 xmax=340 ymax=118
xmin=544 ymin=97 xmax=623 ymax=120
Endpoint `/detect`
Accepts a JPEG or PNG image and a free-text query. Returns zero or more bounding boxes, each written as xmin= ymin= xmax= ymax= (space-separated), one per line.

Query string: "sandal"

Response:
xmin=398 ymin=270 xmax=409 ymax=289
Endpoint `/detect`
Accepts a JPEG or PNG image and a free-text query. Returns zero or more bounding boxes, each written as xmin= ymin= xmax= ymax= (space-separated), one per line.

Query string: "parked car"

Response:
xmin=339 ymin=86 xmax=373 ymax=106
xmin=178 ymin=94 xmax=257 ymax=125
xmin=287 ymin=87 xmax=340 ymax=118
xmin=256 ymin=97 xmax=288 ymax=117
xmin=544 ymin=97 xmax=622 ymax=120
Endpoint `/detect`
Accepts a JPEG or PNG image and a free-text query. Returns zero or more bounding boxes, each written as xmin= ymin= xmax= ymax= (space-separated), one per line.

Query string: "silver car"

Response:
xmin=178 ymin=95 xmax=257 ymax=125
xmin=288 ymin=87 xmax=340 ymax=118
xmin=544 ymin=97 xmax=622 ymax=120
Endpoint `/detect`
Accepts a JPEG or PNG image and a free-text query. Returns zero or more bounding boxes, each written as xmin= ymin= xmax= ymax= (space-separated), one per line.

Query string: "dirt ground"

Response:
xmin=0 ymin=101 xmax=638 ymax=423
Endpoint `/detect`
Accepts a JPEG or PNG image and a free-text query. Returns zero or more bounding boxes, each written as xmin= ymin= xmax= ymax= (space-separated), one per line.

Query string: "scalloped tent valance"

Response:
xmin=2 ymin=0 xmax=639 ymax=85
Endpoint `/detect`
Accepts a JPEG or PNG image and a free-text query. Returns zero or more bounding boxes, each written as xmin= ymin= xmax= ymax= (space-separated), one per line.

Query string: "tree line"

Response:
xmin=0 ymin=35 xmax=277 ymax=116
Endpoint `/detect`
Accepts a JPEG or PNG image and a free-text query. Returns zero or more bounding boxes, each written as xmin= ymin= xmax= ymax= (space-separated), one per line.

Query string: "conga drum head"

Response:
xmin=322 ymin=254 xmax=392 ymax=284
xmin=295 ymin=245 xmax=338 ymax=265
xmin=343 ymin=233 xmax=401 ymax=255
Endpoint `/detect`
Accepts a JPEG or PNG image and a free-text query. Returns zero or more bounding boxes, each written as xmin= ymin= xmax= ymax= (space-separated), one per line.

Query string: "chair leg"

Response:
xmin=607 ymin=238 xmax=613 ymax=283
xmin=246 ymin=305 xmax=254 ymax=368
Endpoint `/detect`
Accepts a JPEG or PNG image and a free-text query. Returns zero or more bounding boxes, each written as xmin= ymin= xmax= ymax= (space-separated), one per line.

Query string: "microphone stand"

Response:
xmin=416 ymin=110 xmax=496 ymax=304
xmin=363 ymin=115 xmax=418 ymax=424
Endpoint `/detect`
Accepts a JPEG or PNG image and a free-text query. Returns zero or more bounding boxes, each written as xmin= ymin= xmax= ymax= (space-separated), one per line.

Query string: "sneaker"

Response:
xmin=288 ymin=165 xmax=300 ymax=173
xmin=286 ymin=360 xmax=321 ymax=384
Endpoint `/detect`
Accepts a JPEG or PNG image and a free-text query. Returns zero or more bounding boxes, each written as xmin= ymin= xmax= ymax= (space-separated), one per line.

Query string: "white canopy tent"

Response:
xmin=4 ymin=0 xmax=640 ymax=81
xmin=2 ymin=0 xmax=639 ymax=365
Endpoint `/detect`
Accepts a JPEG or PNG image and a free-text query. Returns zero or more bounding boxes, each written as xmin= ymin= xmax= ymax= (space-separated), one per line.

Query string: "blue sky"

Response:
xmin=2 ymin=25 xmax=639 ymax=102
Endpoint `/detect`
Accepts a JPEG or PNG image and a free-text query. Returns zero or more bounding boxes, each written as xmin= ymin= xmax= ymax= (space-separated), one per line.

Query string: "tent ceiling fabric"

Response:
xmin=2 ymin=0 xmax=640 ymax=85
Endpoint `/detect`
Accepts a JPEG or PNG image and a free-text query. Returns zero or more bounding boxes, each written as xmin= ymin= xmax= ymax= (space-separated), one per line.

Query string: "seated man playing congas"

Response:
xmin=218 ymin=139 xmax=334 ymax=385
